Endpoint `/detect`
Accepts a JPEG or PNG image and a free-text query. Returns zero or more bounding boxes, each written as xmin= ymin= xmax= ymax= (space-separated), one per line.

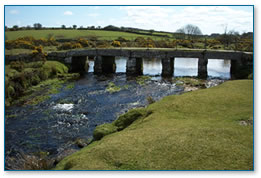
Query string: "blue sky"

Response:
xmin=5 ymin=6 xmax=253 ymax=34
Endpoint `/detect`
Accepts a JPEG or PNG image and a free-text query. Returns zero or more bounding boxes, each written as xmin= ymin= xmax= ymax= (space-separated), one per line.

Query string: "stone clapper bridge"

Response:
xmin=6 ymin=48 xmax=253 ymax=79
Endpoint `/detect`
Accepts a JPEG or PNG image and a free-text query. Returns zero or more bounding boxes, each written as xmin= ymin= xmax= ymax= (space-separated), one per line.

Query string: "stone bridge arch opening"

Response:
xmin=143 ymin=58 xmax=162 ymax=75
xmin=71 ymin=56 xmax=89 ymax=73
xmin=115 ymin=57 xmax=127 ymax=73
xmin=207 ymin=59 xmax=231 ymax=79
xmin=174 ymin=57 xmax=199 ymax=77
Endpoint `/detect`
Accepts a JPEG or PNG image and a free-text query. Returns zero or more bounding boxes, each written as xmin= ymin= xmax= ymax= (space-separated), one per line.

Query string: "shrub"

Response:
xmin=10 ymin=61 xmax=24 ymax=72
xmin=31 ymin=46 xmax=47 ymax=62
xmin=146 ymin=38 xmax=155 ymax=48
xmin=111 ymin=40 xmax=121 ymax=47
xmin=177 ymin=39 xmax=193 ymax=48
xmin=5 ymin=36 xmax=58 ymax=50
xmin=96 ymin=40 xmax=111 ymax=48
xmin=5 ymin=39 xmax=35 ymax=50
xmin=134 ymin=37 xmax=147 ymax=47
xmin=77 ymin=38 xmax=89 ymax=47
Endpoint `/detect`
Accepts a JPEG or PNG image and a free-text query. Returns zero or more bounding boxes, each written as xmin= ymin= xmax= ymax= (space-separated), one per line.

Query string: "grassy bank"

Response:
xmin=5 ymin=29 xmax=165 ymax=41
xmin=55 ymin=80 xmax=253 ymax=170
xmin=5 ymin=60 xmax=79 ymax=106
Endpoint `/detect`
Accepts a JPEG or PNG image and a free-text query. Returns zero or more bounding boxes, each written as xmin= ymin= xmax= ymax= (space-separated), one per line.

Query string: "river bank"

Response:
xmin=55 ymin=80 xmax=253 ymax=170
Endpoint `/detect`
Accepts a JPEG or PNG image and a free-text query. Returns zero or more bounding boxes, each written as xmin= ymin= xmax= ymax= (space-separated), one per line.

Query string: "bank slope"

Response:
xmin=55 ymin=80 xmax=253 ymax=170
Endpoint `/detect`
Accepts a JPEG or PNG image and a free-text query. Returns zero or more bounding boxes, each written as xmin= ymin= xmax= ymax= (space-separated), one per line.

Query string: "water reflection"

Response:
xmin=88 ymin=57 xmax=231 ymax=79
xmin=174 ymin=58 xmax=198 ymax=77
xmin=208 ymin=59 xmax=231 ymax=79
xmin=88 ymin=59 xmax=94 ymax=72
xmin=115 ymin=57 xmax=127 ymax=73
xmin=143 ymin=58 xmax=162 ymax=75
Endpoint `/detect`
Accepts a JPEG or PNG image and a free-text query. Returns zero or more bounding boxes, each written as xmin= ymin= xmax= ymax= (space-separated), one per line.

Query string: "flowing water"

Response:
xmin=5 ymin=57 xmax=231 ymax=169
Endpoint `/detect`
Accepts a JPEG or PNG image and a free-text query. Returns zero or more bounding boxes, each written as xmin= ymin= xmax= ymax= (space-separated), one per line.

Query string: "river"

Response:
xmin=5 ymin=57 xmax=231 ymax=169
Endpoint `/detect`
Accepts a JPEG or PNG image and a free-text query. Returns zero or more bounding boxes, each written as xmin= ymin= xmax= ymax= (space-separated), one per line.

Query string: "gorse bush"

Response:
xmin=58 ymin=42 xmax=83 ymax=50
xmin=77 ymin=38 xmax=89 ymax=47
xmin=5 ymin=36 xmax=58 ymax=50
xmin=96 ymin=40 xmax=111 ymax=48
xmin=111 ymin=40 xmax=121 ymax=47
xmin=177 ymin=39 xmax=193 ymax=48
xmin=31 ymin=46 xmax=47 ymax=62
xmin=5 ymin=39 xmax=35 ymax=50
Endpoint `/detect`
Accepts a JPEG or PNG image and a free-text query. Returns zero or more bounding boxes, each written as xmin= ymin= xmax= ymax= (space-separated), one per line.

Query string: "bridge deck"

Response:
xmin=49 ymin=48 xmax=252 ymax=60
xmin=5 ymin=48 xmax=253 ymax=64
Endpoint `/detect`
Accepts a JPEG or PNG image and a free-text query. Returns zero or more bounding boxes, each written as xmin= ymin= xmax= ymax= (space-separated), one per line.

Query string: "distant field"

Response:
xmin=5 ymin=30 xmax=171 ymax=41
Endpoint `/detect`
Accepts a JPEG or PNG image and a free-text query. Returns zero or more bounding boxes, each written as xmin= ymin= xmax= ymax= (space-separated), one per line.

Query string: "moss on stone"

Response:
xmin=113 ymin=108 xmax=152 ymax=131
xmin=136 ymin=76 xmax=151 ymax=86
xmin=92 ymin=108 xmax=152 ymax=141
xmin=65 ymin=83 xmax=75 ymax=90
xmin=106 ymin=82 xmax=121 ymax=93
xmin=173 ymin=77 xmax=206 ymax=87
xmin=93 ymin=123 xmax=118 ymax=140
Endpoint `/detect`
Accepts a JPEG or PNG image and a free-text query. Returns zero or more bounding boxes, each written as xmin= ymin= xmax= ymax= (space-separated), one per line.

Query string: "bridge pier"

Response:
xmin=94 ymin=56 xmax=116 ymax=74
xmin=161 ymin=57 xmax=174 ymax=77
xmin=230 ymin=53 xmax=253 ymax=79
xmin=71 ymin=56 xmax=88 ymax=73
xmin=198 ymin=55 xmax=208 ymax=79
xmin=126 ymin=57 xmax=143 ymax=75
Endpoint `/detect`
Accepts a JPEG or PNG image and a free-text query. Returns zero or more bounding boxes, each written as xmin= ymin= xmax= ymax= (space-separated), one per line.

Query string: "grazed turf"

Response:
xmin=55 ymin=80 xmax=253 ymax=170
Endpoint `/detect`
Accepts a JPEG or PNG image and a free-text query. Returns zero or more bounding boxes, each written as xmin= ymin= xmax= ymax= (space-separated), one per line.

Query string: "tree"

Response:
xmin=73 ymin=25 xmax=77 ymax=29
xmin=34 ymin=23 xmax=42 ymax=30
xmin=218 ymin=25 xmax=239 ymax=48
xmin=176 ymin=24 xmax=203 ymax=39
xmin=26 ymin=25 xmax=31 ymax=30
xmin=61 ymin=25 xmax=66 ymax=29
xmin=12 ymin=25 xmax=19 ymax=31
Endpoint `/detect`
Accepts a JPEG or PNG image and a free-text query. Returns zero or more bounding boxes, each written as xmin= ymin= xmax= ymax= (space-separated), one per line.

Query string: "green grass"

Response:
xmin=55 ymin=80 xmax=253 ymax=170
xmin=5 ymin=30 xmax=168 ymax=41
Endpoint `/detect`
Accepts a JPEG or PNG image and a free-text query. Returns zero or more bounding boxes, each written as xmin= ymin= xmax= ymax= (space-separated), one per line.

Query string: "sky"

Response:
xmin=5 ymin=6 xmax=253 ymax=35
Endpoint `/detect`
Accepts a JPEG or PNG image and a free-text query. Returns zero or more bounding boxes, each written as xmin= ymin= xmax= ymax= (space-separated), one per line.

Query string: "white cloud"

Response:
xmin=9 ymin=10 xmax=19 ymax=14
xmin=115 ymin=6 xmax=253 ymax=34
xmin=64 ymin=11 xmax=73 ymax=16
